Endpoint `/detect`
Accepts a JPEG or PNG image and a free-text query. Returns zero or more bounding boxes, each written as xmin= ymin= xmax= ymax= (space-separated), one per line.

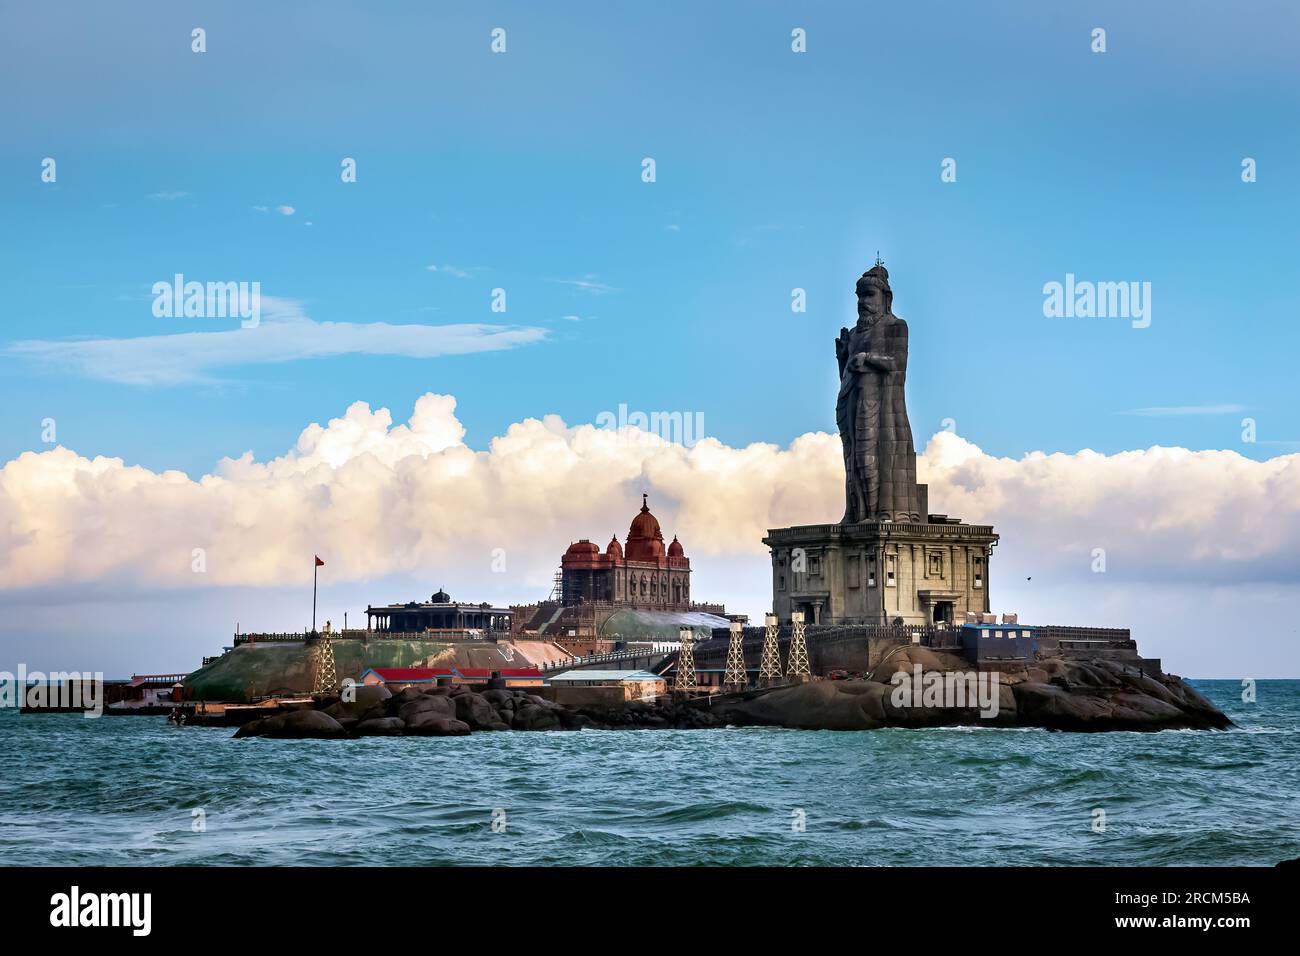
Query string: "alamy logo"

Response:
xmin=152 ymin=273 xmax=261 ymax=328
xmin=50 ymin=886 xmax=151 ymax=936
xmin=0 ymin=666 xmax=104 ymax=717
xmin=595 ymin=404 xmax=705 ymax=448
xmin=1042 ymin=273 xmax=1151 ymax=329
xmin=890 ymin=665 xmax=1001 ymax=718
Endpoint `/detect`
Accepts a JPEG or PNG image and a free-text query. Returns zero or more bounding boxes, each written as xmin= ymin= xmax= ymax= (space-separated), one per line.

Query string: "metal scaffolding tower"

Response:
xmin=673 ymin=626 xmax=697 ymax=694
xmin=723 ymin=621 xmax=747 ymax=692
xmin=313 ymin=620 xmax=338 ymax=695
xmin=759 ymin=613 xmax=783 ymax=682
xmin=786 ymin=611 xmax=810 ymax=678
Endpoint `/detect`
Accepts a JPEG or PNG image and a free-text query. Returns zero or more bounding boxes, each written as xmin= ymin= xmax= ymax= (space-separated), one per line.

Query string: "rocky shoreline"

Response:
xmin=233 ymin=681 xmax=728 ymax=739
xmin=233 ymin=647 xmax=1231 ymax=740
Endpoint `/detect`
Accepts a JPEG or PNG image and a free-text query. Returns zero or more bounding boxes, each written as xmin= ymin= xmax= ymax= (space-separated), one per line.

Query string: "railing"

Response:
xmin=765 ymin=521 xmax=996 ymax=539
xmin=539 ymin=646 xmax=671 ymax=673
xmin=234 ymin=628 xmax=508 ymax=646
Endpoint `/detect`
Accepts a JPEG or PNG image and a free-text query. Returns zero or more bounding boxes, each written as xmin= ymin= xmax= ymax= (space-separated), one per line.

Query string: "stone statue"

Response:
xmin=835 ymin=261 xmax=923 ymax=523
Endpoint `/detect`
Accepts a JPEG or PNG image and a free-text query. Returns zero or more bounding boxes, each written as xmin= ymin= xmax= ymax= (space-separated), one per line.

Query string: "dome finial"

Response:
xmin=641 ymin=492 xmax=649 ymax=512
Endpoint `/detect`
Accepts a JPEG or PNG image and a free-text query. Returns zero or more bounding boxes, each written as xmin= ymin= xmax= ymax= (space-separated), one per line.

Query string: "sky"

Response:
xmin=1 ymin=1 xmax=1298 ymax=677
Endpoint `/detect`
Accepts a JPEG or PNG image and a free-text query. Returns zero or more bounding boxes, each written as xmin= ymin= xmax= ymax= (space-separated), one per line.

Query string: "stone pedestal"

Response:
xmin=763 ymin=517 xmax=998 ymax=626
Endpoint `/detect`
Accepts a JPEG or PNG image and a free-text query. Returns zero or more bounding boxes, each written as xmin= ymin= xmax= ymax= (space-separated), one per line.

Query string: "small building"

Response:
xmin=547 ymin=669 xmax=667 ymax=707
xmin=365 ymin=589 xmax=513 ymax=638
xmin=358 ymin=666 xmax=542 ymax=691
xmin=961 ymin=624 xmax=1039 ymax=663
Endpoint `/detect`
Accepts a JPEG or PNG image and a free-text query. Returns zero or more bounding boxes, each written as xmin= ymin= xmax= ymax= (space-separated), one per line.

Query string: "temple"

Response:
xmin=764 ymin=263 xmax=998 ymax=626
xmin=366 ymin=589 xmax=514 ymax=637
xmin=560 ymin=494 xmax=694 ymax=609
xmin=514 ymin=495 xmax=729 ymax=653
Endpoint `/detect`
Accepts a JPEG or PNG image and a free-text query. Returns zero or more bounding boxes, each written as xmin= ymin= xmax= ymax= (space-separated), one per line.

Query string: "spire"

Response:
xmin=641 ymin=492 xmax=649 ymax=512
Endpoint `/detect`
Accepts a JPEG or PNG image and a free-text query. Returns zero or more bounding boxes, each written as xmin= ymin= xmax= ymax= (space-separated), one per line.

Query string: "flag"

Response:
xmin=315 ymin=556 xmax=325 ymax=567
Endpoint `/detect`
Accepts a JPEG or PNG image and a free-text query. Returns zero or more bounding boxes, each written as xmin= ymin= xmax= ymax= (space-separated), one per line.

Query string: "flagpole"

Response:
xmin=312 ymin=559 xmax=318 ymax=634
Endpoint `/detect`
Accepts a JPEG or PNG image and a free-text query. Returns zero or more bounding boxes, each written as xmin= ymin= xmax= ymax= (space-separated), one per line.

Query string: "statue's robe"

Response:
xmin=835 ymin=313 xmax=922 ymax=523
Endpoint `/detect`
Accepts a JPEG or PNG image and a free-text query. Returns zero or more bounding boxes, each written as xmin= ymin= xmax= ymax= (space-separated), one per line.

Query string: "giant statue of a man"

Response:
xmin=835 ymin=262 xmax=923 ymax=524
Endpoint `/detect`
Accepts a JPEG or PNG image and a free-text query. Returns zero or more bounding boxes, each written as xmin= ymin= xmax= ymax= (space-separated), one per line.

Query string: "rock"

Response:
xmin=512 ymin=703 xmax=561 ymax=731
xmin=481 ymin=689 xmax=514 ymax=707
xmin=322 ymin=683 xmax=393 ymax=721
xmin=405 ymin=713 xmax=471 ymax=736
xmin=398 ymin=695 xmax=455 ymax=723
xmin=454 ymin=693 xmax=500 ymax=729
xmin=392 ymin=686 xmax=426 ymax=706
xmin=234 ymin=709 xmax=350 ymax=739
xmin=355 ymin=717 xmax=406 ymax=736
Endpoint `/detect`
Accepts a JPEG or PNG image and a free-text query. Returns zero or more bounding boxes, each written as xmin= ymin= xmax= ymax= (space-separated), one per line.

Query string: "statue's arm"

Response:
xmin=853 ymin=320 xmax=907 ymax=372
xmin=835 ymin=329 xmax=849 ymax=375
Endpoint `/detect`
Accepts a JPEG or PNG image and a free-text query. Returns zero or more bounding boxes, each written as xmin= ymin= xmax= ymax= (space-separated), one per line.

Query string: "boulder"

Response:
xmin=354 ymin=717 xmax=406 ymax=736
xmin=322 ymin=682 xmax=393 ymax=720
xmin=392 ymin=686 xmax=426 ymax=706
xmin=405 ymin=712 xmax=472 ymax=736
xmin=454 ymin=693 xmax=501 ymax=729
xmin=512 ymin=703 xmax=561 ymax=731
xmin=234 ymin=709 xmax=349 ymax=739
xmin=398 ymin=695 xmax=455 ymax=723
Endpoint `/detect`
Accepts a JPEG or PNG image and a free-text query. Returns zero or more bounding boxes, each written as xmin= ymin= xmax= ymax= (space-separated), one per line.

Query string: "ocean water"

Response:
xmin=1 ymin=680 xmax=1297 ymax=867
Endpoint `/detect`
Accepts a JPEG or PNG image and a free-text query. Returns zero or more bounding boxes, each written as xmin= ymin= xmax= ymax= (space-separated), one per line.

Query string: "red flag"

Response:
xmin=314 ymin=556 xmax=325 ymax=567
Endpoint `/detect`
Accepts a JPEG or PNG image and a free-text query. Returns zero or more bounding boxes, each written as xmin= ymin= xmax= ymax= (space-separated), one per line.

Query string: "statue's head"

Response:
xmin=856 ymin=263 xmax=892 ymax=319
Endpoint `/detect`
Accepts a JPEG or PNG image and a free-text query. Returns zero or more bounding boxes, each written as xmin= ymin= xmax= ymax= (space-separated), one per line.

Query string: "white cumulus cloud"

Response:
xmin=1 ymin=395 xmax=1297 ymax=603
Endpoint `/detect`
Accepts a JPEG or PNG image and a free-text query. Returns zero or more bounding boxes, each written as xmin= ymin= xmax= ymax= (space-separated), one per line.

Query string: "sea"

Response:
xmin=2 ymin=680 xmax=1297 ymax=867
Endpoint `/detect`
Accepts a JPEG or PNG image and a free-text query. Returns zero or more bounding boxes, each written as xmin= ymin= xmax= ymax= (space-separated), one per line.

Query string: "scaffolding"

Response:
xmin=786 ymin=611 xmax=810 ymax=678
xmin=723 ymin=621 xmax=747 ymax=692
xmin=673 ymin=626 xmax=697 ymax=694
xmin=759 ymin=613 xmax=783 ymax=682
xmin=312 ymin=621 xmax=338 ymax=695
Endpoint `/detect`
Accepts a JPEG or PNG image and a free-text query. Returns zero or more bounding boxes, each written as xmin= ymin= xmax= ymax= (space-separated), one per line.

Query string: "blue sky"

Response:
xmin=1 ymin=1 xmax=1298 ymax=676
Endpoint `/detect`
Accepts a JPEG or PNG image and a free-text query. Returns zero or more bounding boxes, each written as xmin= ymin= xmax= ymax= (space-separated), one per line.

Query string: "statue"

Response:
xmin=835 ymin=261 xmax=923 ymax=523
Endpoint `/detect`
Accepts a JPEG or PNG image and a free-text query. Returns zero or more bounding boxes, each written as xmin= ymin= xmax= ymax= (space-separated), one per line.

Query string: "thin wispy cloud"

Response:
xmin=148 ymin=190 xmax=189 ymax=201
xmin=426 ymin=263 xmax=475 ymax=279
xmin=546 ymin=275 xmax=618 ymax=295
xmin=4 ymin=298 xmax=547 ymax=386
xmin=276 ymin=205 xmax=295 ymax=216
xmin=1123 ymin=404 xmax=1246 ymax=417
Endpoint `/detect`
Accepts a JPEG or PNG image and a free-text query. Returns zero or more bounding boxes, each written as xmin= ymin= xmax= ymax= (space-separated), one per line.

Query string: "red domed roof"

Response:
xmin=625 ymin=494 xmax=666 ymax=562
xmin=667 ymin=535 xmax=684 ymax=558
xmin=606 ymin=536 xmax=624 ymax=559
xmin=565 ymin=539 xmax=600 ymax=556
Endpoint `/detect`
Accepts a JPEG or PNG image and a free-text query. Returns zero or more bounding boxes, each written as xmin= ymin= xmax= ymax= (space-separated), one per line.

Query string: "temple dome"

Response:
xmin=565 ymin=539 xmax=600 ymax=556
xmin=667 ymin=535 xmax=684 ymax=558
xmin=431 ymin=588 xmax=451 ymax=603
xmin=625 ymin=494 xmax=666 ymax=561
xmin=606 ymin=536 xmax=624 ymax=559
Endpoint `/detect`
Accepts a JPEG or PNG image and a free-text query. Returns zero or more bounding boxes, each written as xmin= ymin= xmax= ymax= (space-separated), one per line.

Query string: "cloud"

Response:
xmin=276 ymin=205 xmax=295 ymax=216
xmin=560 ymin=314 xmax=581 ymax=322
xmin=3 ymin=299 xmax=547 ymax=386
xmin=546 ymin=275 xmax=618 ymax=295
xmin=1 ymin=395 xmax=1297 ymax=602
xmin=148 ymin=191 xmax=189 ymax=200
xmin=425 ymin=263 xmax=473 ymax=279
xmin=1123 ymin=404 xmax=1246 ymax=417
